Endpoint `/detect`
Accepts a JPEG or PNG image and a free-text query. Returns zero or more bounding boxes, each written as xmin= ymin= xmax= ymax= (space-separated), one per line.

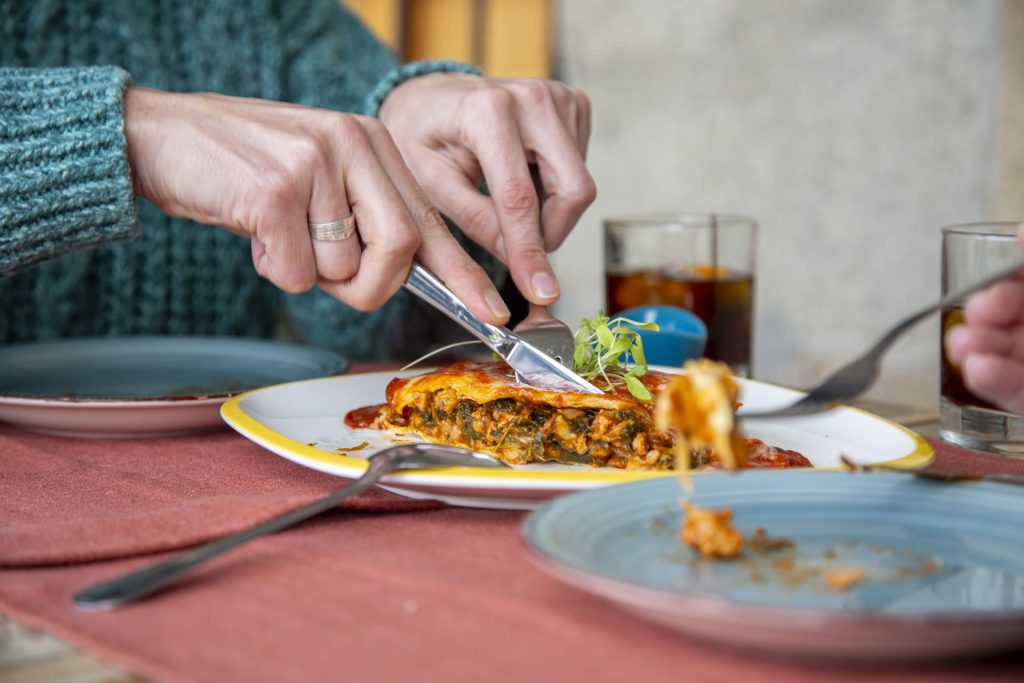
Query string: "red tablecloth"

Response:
xmin=1 ymin=419 xmax=1023 ymax=682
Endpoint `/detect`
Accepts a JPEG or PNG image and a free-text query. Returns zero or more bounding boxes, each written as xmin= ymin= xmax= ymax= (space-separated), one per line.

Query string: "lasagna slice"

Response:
xmin=345 ymin=361 xmax=811 ymax=472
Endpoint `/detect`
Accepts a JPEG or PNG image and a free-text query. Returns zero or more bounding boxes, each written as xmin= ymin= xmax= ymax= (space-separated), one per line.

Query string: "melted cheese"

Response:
xmin=386 ymin=361 xmax=670 ymax=415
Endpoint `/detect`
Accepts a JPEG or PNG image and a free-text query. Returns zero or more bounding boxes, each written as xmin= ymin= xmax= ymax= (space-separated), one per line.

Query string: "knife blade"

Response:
xmin=403 ymin=264 xmax=601 ymax=394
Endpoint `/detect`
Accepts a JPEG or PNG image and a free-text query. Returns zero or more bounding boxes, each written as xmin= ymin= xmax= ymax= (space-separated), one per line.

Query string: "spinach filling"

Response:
xmin=412 ymin=392 xmax=655 ymax=467
xmin=455 ymin=400 xmax=480 ymax=443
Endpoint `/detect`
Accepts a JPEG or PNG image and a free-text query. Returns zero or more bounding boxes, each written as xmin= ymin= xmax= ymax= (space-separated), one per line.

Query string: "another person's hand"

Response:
xmin=945 ymin=224 xmax=1024 ymax=415
xmin=378 ymin=73 xmax=597 ymax=305
xmin=123 ymin=88 xmax=510 ymax=323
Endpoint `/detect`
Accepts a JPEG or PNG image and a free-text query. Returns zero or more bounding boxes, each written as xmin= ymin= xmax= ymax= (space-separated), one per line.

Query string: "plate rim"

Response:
xmin=0 ymin=394 xmax=229 ymax=408
xmin=220 ymin=371 xmax=935 ymax=484
xmin=523 ymin=532 xmax=1024 ymax=628
xmin=0 ymin=335 xmax=350 ymax=403
xmin=521 ymin=471 xmax=1024 ymax=625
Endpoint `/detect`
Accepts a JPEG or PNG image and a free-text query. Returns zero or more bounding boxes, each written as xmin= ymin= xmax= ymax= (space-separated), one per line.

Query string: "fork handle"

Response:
xmin=870 ymin=256 xmax=1024 ymax=355
xmin=73 ymin=458 xmax=391 ymax=611
xmin=740 ymin=257 xmax=1024 ymax=420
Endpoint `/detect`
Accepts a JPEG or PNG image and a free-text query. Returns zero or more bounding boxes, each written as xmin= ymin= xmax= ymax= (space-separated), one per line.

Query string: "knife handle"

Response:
xmin=404 ymin=263 xmax=514 ymax=353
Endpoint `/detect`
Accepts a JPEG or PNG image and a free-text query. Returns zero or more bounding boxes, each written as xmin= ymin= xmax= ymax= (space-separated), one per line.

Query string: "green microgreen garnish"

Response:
xmin=573 ymin=312 xmax=659 ymax=401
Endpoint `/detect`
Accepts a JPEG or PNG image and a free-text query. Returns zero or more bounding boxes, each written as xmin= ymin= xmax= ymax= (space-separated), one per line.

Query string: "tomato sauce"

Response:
xmin=344 ymin=404 xmax=385 ymax=429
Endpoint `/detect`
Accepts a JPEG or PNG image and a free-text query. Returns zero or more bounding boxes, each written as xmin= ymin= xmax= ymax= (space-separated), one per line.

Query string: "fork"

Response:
xmin=740 ymin=257 xmax=1024 ymax=419
xmin=842 ymin=456 xmax=1024 ymax=486
xmin=513 ymin=304 xmax=575 ymax=369
xmin=404 ymin=265 xmax=599 ymax=393
xmin=73 ymin=444 xmax=507 ymax=610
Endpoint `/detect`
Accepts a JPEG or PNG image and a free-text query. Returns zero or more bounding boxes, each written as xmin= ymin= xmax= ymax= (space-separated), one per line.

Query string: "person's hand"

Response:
xmin=123 ymin=87 xmax=510 ymax=323
xmin=945 ymin=224 xmax=1024 ymax=415
xmin=378 ymin=73 xmax=597 ymax=305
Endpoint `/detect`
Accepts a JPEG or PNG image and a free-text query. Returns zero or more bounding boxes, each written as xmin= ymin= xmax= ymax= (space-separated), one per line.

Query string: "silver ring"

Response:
xmin=308 ymin=214 xmax=356 ymax=241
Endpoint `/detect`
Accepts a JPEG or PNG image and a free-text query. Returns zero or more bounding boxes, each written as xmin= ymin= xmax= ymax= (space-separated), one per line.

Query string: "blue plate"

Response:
xmin=0 ymin=337 xmax=348 ymax=437
xmin=523 ymin=471 xmax=1024 ymax=661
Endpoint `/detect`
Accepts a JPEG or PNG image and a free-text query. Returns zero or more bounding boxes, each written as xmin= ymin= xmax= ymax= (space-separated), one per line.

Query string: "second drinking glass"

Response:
xmin=604 ymin=213 xmax=757 ymax=377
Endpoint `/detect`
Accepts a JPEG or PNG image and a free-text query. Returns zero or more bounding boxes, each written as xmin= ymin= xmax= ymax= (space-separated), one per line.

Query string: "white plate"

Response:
xmin=220 ymin=368 xmax=933 ymax=509
xmin=0 ymin=337 xmax=348 ymax=438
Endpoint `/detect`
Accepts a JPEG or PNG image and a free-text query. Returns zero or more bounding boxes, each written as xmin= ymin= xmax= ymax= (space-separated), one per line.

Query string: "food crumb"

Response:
xmin=335 ymin=441 xmax=370 ymax=453
xmin=746 ymin=527 xmax=794 ymax=552
xmin=773 ymin=557 xmax=795 ymax=572
xmin=824 ymin=566 xmax=866 ymax=592
xmin=682 ymin=502 xmax=744 ymax=558
xmin=780 ymin=565 xmax=819 ymax=587
xmin=739 ymin=559 xmax=766 ymax=583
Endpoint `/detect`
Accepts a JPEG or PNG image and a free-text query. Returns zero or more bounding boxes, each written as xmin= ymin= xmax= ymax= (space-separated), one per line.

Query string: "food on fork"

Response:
xmin=656 ymin=359 xmax=749 ymax=558
xmin=656 ymin=358 xmax=747 ymax=473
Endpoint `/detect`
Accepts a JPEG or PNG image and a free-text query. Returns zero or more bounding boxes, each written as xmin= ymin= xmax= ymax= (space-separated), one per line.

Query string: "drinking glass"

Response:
xmin=940 ymin=222 xmax=1024 ymax=455
xmin=604 ymin=213 xmax=757 ymax=376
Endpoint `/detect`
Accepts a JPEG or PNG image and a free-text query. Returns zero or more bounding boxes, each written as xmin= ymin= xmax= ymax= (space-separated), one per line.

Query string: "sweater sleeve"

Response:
xmin=363 ymin=60 xmax=482 ymax=118
xmin=275 ymin=0 xmax=481 ymax=115
xmin=0 ymin=66 xmax=139 ymax=276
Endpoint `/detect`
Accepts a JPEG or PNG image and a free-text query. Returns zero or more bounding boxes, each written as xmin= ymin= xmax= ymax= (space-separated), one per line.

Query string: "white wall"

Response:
xmin=551 ymin=0 xmax=1020 ymax=408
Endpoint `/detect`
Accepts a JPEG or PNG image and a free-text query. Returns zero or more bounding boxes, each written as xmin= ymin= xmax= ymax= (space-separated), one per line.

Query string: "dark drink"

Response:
xmin=605 ymin=267 xmax=754 ymax=373
xmin=940 ymin=306 xmax=999 ymax=411
xmin=939 ymin=223 xmax=1024 ymax=454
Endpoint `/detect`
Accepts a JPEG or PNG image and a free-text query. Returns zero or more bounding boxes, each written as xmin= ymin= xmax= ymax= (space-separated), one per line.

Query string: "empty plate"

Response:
xmin=0 ymin=336 xmax=348 ymax=438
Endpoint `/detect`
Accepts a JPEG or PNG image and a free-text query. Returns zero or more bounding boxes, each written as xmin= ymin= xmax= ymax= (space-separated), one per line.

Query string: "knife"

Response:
xmin=403 ymin=264 xmax=601 ymax=394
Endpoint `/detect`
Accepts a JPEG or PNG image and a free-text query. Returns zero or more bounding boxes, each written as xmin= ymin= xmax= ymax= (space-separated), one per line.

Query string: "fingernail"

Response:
xmin=531 ymin=271 xmax=560 ymax=300
xmin=962 ymin=354 xmax=981 ymax=379
xmin=485 ymin=289 xmax=511 ymax=320
xmin=494 ymin=236 xmax=507 ymax=262
xmin=944 ymin=326 xmax=967 ymax=366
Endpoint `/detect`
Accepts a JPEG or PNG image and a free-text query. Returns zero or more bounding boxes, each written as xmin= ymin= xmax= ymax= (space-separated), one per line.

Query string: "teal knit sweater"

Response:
xmin=0 ymin=0 xmax=498 ymax=360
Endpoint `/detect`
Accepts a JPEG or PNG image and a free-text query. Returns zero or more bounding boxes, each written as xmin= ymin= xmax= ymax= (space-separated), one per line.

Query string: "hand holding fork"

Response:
xmin=741 ymin=258 xmax=1024 ymax=420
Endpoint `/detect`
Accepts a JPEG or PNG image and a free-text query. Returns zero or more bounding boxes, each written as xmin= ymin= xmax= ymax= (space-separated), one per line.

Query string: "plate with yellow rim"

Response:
xmin=220 ymin=367 xmax=933 ymax=510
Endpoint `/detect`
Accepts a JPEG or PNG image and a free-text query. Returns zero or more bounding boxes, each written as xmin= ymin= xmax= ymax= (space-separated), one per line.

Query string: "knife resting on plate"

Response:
xmin=403 ymin=264 xmax=601 ymax=394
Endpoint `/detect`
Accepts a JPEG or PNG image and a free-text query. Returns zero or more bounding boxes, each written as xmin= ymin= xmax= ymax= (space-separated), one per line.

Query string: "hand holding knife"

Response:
xmin=403 ymin=264 xmax=601 ymax=394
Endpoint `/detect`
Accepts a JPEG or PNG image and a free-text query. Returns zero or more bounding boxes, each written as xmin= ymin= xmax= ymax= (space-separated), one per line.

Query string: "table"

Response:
xmin=1 ymin=397 xmax=1016 ymax=683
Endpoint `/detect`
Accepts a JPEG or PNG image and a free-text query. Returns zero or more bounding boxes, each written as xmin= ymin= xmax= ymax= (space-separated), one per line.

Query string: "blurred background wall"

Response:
xmin=553 ymin=0 xmax=1024 ymax=409
xmin=348 ymin=0 xmax=1024 ymax=409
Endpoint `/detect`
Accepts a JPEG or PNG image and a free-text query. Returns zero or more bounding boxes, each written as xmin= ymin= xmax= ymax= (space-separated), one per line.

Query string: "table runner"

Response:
xmin=1 ymin=426 xmax=1023 ymax=681
xmin=0 ymin=425 xmax=443 ymax=567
